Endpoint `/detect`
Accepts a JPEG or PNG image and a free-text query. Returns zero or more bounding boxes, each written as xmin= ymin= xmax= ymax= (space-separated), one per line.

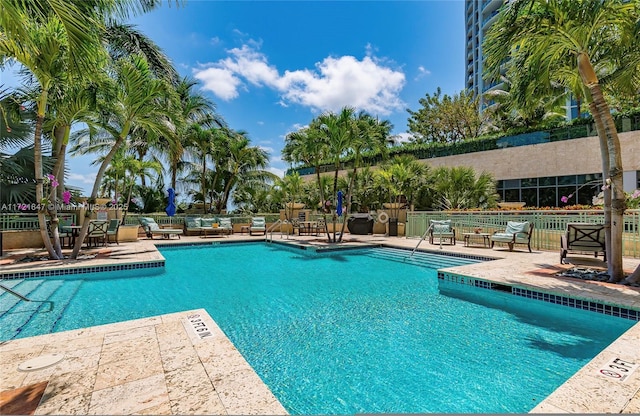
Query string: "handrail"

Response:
xmin=266 ymin=219 xmax=283 ymax=242
xmin=410 ymin=224 xmax=433 ymax=257
xmin=0 ymin=284 xmax=54 ymax=311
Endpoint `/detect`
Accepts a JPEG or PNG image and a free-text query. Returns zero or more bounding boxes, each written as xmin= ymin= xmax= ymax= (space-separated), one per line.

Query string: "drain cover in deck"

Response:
xmin=18 ymin=353 xmax=64 ymax=372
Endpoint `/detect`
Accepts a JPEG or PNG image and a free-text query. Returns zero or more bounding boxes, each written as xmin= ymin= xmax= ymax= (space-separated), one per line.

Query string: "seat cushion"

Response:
xmin=200 ymin=218 xmax=216 ymax=227
xmin=431 ymin=220 xmax=452 ymax=233
xmin=491 ymin=232 xmax=515 ymax=242
xmin=505 ymin=221 xmax=529 ymax=234
xmin=185 ymin=217 xmax=201 ymax=228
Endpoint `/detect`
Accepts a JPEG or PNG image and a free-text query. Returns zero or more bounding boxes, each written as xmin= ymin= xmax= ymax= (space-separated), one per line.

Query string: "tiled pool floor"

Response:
xmin=1 ymin=234 xmax=639 ymax=414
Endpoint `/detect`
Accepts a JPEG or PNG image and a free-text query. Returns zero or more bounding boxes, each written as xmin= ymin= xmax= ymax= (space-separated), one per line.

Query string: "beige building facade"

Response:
xmin=302 ymin=130 xmax=640 ymax=208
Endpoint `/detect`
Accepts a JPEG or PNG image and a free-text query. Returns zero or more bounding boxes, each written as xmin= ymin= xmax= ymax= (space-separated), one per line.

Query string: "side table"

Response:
xmin=463 ymin=232 xmax=491 ymax=247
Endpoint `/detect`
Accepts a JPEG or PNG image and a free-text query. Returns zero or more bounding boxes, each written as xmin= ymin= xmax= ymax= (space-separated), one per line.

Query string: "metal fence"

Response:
xmin=0 ymin=213 xmax=77 ymax=231
xmin=406 ymin=209 xmax=640 ymax=258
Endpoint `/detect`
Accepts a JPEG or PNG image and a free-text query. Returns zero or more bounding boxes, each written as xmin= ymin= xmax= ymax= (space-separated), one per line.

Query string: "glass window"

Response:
xmin=521 ymin=178 xmax=538 ymax=187
xmin=558 ymin=186 xmax=577 ymax=206
xmin=503 ymin=179 xmax=520 ymax=189
xmin=539 ymin=176 xmax=557 ymax=187
xmin=577 ymin=173 xmax=602 ymax=184
xmin=539 ymin=188 xmax=557 ymax=207
xmin=504 ymin=189 xmax=520 ymax=202
xmin=577 ymin=185 xmax=599 ymax=205
xmin=558 ymin=175 xmax=576 ymax=185
xmin=496 ymin=180 xmax=504 ymax=190
xmin=521 ymin=188 xmax=538 ymax=207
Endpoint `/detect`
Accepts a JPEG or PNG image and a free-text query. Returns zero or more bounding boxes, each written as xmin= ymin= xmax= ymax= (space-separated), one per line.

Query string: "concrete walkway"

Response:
xmin=1 ymin=233 xmax=639 ymax=414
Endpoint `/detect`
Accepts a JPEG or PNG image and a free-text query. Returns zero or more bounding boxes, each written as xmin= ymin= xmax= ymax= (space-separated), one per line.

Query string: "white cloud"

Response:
xmin=193 ymin=42 xmax=406 ymax=115
xmin=392 ymin=132 xmax=414 ymax=144
xmin=68 ymin=172 xmax=96 ymax=185
xmin=268 ymin=166 xmax=285 ymax=178
xmin=415 ymin=65 xmax=431 ymax=81
xmin=194 ymin=67 xmax=243 ymax=100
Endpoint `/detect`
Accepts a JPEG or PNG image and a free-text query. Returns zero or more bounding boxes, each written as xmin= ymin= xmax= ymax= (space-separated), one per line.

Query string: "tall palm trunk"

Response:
xmin=34 ymin=90 xmax=62 ymax=259
xmin=71 ymin=133 xmax=127 ymax=259
xmin=578 ymin=52 xmax=625 ymax=281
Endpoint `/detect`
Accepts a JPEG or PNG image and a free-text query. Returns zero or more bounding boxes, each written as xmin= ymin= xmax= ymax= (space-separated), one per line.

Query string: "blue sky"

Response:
xmin=3 ymin=0 xmax=466 ymax=195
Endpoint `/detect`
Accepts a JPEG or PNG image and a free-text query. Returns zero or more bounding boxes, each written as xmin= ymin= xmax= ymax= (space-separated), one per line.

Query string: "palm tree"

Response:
xmin=70 ymin=54 xmax=176 ymax=258
xmin=210 ymin=129 xmax=276 ymax=213
xmin=431 ymin=166 xmax=497 ymax=210
xmin=1 ymin=17 xmax=73 ymax=258
xmin=483 ymin=0 xmax=639 ymax=282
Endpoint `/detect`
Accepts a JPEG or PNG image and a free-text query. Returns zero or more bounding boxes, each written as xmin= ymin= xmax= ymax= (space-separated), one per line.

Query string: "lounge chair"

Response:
xmin=139 ymin=217 xmax=183 ymax=239
xmin=429 ymin=220 xmax=456 ymax=245
xmin=490 ymin=221 xmax=534 ymax=252
xmin=560 ymin=223 xmax=606 ymax=264
xmin=106 ymin=218 xmax=120 ymax=245
xmin=85 ymin=220 xmax=108 ymax=247
xmin=249 ymin=217 xmax=266 ymax=235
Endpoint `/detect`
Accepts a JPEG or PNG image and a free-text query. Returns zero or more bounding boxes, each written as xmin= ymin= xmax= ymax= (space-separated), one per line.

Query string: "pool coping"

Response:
xmin=1 ymin=236 xmax=639 ymax=413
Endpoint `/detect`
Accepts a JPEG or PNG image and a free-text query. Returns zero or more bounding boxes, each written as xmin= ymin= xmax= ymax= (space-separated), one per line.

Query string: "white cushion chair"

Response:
xmin=490 ymin=221 xmax=534 ymax=252
xmin=249 ymin=217 xmax=266 ymax=235
xmin=429 ymin=220 xmax=456 ymax=245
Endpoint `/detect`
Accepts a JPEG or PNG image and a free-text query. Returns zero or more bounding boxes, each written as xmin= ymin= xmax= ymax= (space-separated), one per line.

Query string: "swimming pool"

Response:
xmin=0 ymin=243 xmax=635 ymax=413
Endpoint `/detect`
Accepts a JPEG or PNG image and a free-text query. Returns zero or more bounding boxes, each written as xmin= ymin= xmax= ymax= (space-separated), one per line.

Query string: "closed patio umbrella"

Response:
xmin=336 ymin=190 xmax=343 ymax=217
xmin=165 ymin=188 xmax=176 ymax=224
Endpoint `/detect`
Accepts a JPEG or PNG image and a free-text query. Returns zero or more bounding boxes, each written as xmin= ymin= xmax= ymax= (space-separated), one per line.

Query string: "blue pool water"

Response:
xmin=0 ymin=243 xmax=634 ymax=413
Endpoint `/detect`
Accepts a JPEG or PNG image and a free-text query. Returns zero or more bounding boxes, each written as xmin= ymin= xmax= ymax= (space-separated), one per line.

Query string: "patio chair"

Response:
xmin=139 ymin=217 xmax=183 ymax=239
xmin=249 ymin=217 xmax=266 ymax=235
xmin=429 ymin=220 xmax=456 ymax=245
xmin=218 ymin=217 xmax=233 ymax=235
xmin=106 ymin=218 xmax=120 ymax=245
xmin=490 ymin=221 xmax=534 ymax=252
xmin=560 ymin=223 xmax=606 ymax=264
xmin=85 ymin=220 xmax=108 ymax=247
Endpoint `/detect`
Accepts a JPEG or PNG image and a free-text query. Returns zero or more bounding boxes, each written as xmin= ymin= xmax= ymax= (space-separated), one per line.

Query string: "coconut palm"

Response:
xmin=483 ymin=0 xmax=639 ymax=282
xmin=210 ymin=129 xmax=276 ymax=213
xmin=69 ymin=54 xmax=176 ymax=258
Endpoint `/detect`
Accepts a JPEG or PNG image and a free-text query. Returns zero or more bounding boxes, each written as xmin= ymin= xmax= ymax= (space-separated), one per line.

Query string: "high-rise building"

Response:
xmin=465 ymin=0 xmax=581 ymax=119
xmin=465 ymin=0 xmax=504 ymax=113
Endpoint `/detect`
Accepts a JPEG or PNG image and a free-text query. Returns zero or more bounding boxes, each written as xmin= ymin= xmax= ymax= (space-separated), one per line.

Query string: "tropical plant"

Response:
xmin=483 ymin=0 xmax=639 ymax=283
xmin=69 ymin=54 xmax=176 ymax=258
xmin=431 ymin=166 xmax=498 ymax=210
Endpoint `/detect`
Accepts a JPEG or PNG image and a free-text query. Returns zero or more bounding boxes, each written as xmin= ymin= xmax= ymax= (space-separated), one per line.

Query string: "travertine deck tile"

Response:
xmin=89 ymin=373 xmax=169 ymax=415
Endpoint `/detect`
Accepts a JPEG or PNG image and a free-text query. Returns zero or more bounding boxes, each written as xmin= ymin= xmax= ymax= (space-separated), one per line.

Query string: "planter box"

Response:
xmin=117 ymin=225 xmax=140 ymax=242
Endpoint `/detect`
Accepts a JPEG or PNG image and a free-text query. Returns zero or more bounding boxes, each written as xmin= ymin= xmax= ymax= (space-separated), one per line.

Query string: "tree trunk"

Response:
xmin=588 ymin=101 xmax=613 ymax=275
xmin=34 ymin=90 xmax=61 ymax=260
xmin=591 ymin=86 xmax=625 ymax=281
xmin=71 ymin=135 xmax=126 ymax=259
xmin=579 ymin=52 xmax=625 ymax=281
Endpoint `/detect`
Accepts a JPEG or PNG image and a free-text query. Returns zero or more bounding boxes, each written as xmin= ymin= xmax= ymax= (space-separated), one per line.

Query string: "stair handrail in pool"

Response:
xmin=410 ymin=223 xmax=433 ymax=257
xmin=0 ymin=283 xmax=54 ymax=310
xmin=266 ymin=219 xmax=284 ymax=242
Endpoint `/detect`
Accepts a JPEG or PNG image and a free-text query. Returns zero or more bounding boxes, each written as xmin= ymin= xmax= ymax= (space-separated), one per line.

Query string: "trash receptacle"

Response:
xmin=388 ymin=217 xmax=398 ymax=236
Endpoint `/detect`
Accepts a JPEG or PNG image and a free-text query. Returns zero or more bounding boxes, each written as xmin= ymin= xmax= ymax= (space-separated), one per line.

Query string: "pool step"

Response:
xmin=367 ymin=248 xmax=479 ymax=269
xmin=0 ymin=279 xmax=80 ymax=340
xmin=0 ymin=279 xmax=49 ymax=318
xmin=14 ymin=280 xmax=83 ymax=339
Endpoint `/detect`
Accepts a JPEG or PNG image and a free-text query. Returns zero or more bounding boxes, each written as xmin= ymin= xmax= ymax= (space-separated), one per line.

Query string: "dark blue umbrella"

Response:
xmin=336 ymin=190 xmax=343 ymax=217
xmin=165 ymin=188 xmax=176 ymax=222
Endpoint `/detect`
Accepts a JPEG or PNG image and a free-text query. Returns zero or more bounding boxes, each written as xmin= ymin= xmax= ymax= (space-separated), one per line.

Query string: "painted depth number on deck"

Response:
xmin=186 ymin=313 xmax=213 ymax=340
xmin=597 ymin=357 xmax=638 ymax=382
